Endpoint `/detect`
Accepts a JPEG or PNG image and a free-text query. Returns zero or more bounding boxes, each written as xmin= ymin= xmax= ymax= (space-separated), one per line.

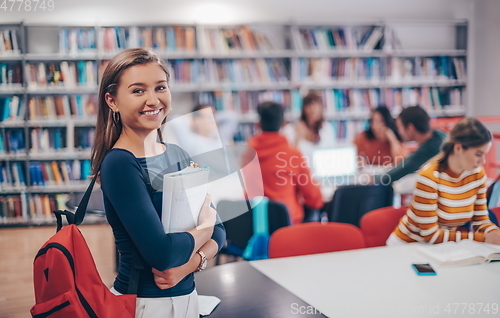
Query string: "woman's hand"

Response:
xmin=484 ymin=230 xmax=500 ymax=245
xmin=197 ymin=194 xmax=216 ymax=230
xmin=152 ymin=255 xmax=199 ymax=289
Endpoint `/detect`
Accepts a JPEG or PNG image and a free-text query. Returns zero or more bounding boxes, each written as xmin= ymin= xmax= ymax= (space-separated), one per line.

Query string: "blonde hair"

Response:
xmin=90 ymin=48 xmax=170 ymax=177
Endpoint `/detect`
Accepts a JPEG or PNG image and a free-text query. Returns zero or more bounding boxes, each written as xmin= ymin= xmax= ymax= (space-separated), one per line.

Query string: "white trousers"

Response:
xmin=110 ymin=287 xmax=199 ymax=318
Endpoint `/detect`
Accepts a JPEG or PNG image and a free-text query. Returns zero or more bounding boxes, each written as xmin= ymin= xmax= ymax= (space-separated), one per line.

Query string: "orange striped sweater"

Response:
xmin=393 ymin=161 xmax=499 ymax=244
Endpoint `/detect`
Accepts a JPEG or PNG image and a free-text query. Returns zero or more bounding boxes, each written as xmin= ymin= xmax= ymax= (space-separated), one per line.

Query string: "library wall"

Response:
xmin=472 ymin=0 xmax=500 ymax=117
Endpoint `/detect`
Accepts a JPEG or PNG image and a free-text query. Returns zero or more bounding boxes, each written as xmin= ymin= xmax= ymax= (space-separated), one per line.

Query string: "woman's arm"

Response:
xmin=153 ymin=213 xmax=226 ymax=289
xmin=101 ymin=151 xmax=213 ymax=271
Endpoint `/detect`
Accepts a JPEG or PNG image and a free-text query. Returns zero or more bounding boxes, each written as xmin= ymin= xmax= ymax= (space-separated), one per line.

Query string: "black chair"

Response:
xmin=216 ymin=199 xmax=291 ymax=263
xmin=326 ymin=184 xmax=394 ymax=227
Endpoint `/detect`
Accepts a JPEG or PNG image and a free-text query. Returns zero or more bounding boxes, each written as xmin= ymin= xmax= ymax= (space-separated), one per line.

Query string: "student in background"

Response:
xmin=387 ymin=117 xmax=500 ymax=246
xmin=282 ymin=92 xmax=335 ymax=166
xmin=377 ymin=105 xmax=447 ymax=185
xmin=241 ymin=101 xmax=323 ymax=225
xmin=91 ymin=48 xmax=225 ymax=318
xmin=354 ymin=106 xmax=405 ymax=167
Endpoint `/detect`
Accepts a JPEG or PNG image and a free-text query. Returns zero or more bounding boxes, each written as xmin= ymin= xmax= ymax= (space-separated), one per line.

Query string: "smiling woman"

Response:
xmin=90 ymin=48 xmax=226 ymax=318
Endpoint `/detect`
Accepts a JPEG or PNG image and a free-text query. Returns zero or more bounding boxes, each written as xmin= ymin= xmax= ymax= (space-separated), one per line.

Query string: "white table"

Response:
xmin=251 ymin=244 xmax=500 ymax=318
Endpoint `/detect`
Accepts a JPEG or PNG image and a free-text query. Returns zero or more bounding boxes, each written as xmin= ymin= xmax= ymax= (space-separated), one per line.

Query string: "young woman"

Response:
xmin=354 ymin=106 xmax=405 ymax=167
xmin=387 ymin=117 xmax=500 ymax=246
xmin=90 ymin=48 xmax=226 ymax=318
xmin=282 ymin=92 xmax=335 ymax=165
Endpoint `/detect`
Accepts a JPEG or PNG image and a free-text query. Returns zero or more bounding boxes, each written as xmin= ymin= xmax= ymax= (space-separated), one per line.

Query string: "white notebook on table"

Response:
xmin=162 ymin=166 xmax=210 ymax=233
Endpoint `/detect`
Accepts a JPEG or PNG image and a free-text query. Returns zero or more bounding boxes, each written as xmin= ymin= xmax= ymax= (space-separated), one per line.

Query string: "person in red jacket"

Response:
xmin=241 ymin=101 xmax=323 ymax=224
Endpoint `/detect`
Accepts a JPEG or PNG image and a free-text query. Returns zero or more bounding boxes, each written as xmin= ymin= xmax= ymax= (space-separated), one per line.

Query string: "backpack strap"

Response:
xmin=53 ymin=172 xmax=98 ymax=232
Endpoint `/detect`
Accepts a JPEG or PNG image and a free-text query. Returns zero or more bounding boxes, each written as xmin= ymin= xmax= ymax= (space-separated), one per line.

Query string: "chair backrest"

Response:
xmin=487 ymin=179 xmax=500 ymax=209
xmin=359 ymin=206 xmax=408 ymax=247
xmin=268 ymin=222 xmax=366 ymax=258
xmin=327 ymin=184 xmax=394 ymax=226
xmin=217 ymin=199 xmax=291 ymax=251
xmin=491 ymin=207 xmax=500 ymax=225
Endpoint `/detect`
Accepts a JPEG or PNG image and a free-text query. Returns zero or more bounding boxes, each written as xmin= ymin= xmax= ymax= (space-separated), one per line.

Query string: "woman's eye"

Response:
xmin=133 ymin=89 xmax=144 ymax=94
xmin=156 ymin=86 xmax=167 ymax=91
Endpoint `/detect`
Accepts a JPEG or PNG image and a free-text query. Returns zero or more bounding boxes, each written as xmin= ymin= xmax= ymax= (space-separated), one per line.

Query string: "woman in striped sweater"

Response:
xmin=387 ymin=117 xmax=500 ymax=246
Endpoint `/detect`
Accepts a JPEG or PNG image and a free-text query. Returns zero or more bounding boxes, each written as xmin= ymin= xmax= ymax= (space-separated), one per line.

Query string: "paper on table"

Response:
xmin=198 ymin=295 xmax=221 ymax=316
xmin=162 ymin=166 xmax=210 ymax=233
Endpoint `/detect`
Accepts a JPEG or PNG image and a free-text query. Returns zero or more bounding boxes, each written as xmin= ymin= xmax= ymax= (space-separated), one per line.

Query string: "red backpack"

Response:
xmin=30 ymin=175 xmax=139 ymax=318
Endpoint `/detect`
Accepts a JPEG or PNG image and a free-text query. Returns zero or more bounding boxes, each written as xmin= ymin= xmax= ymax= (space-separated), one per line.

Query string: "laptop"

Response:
xmin=312 ymin=146 xmax=358 ymax=184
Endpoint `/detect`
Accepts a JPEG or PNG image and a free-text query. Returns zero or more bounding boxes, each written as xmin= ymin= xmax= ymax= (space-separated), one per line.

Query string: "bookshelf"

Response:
xmin=0 ymin=20 xmax=468 ymax=226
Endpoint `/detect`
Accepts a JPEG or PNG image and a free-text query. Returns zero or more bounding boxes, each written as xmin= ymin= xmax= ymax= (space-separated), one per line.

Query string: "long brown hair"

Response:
xmin=300 ymin=92 xmax=324 ymax=144
xmin=438 ymin=117 xmax=492 ymax=170
xmin=90 ymin=48 xmax=170 ymax=177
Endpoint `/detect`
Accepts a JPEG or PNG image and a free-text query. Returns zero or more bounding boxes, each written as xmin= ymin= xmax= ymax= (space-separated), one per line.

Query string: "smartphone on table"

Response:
xmin=411 ymin=263 xmax=437 ymax=276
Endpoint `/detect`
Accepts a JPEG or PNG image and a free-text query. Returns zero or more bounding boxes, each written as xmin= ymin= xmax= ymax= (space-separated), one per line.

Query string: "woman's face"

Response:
xmin=106 ymin=63 xmax=171 ymax=134
xmin=456 ymin=142 xmax=491 ymax=171
xmin=304 ymin=101 xmax=322 ymax=123
xmin=371 ymin=111 xmax=387 ymax=139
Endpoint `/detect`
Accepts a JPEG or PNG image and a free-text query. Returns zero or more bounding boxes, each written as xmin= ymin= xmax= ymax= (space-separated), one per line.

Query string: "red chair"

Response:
xmin=491 ymin=207 xmax=500 ymax=223
xmin=268 ymin=222 xmax=366 ymax=258
xmin=359 ymin=206 xmax=408 ymax=248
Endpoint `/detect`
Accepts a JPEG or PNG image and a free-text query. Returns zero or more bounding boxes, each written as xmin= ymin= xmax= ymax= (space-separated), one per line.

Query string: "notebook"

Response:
xmin=161 ymin=166 xmax=210 ymax=233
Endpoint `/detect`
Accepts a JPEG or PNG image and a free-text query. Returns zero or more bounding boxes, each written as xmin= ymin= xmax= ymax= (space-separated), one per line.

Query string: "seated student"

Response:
xmin=377 ymin=106 xmax=447 ymax=185
xmin=241 ymin=101 xmax=323 ymax=225
xmin=282 ymin=92 xmax=336 ymax=166
xmin=387 ymin=117 xmax=500 ymax=246
xmin=354 ymin=106 xmax=405 ymax=168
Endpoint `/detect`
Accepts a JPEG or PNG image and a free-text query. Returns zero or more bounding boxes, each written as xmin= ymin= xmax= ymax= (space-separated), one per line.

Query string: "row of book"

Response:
xmin=293 ymin=26 xmax=384 ymax=51
xmin=298 ymin=56 xmax=466 ymax=83
xmin=0 ymin=63 xmax=23 ymax=85
xmin=0 ymin=127 xmax=95 ymax=155
xmin=74 ymin=127 xmax=95 ymax=150
xmin=27 ymin=95 xmax=97 ymax=120
xmin=387 ymin=57 xmax=466 ymax=82
xmin=29 ymin=160 xmax=92 ymax=186
xmin=0 ymin=129 xmax=25 ymax=153
xmin=30 ymin=128 xmax=66 ymax=153
xmin=0 ymin=194 xmax=68 ymax=222
xmin=0 ymin=29 xmax=20 ymax=55
xmin=198 ymin=90 xmax=295 ymax=114
xmin=169 ymin=58 xmax=289 ymax=84
xmin=233 ymin=123 xmax=259 ymax=143
xmin=318 ymin=87 xmax=464 ymax=116
xmin=59 ymin=28 xmax=97 ymax=55
xmin=25 ymin=61 xmax=97 ymax=88
xmin=199 ymin=26 xmax=275 ymax=52
xmin=0 ymin=96 xmax=22 ymax=122
xmin=385 ymin=87 xmax=464 ymax=112
xmin=0 ymin=160 xmax=91 ymax=188
xmin=299 ymin=57 xmax=382 ymax=82
xmin=330 ymin=120 xmax=368 ymax=143
xmin=100 ymin=26 xmax=196 ymax=53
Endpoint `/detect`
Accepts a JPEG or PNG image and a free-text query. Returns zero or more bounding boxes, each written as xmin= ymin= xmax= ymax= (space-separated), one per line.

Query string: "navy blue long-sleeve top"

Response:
xmin=100 ymin=143 xmax=226 ymax=298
